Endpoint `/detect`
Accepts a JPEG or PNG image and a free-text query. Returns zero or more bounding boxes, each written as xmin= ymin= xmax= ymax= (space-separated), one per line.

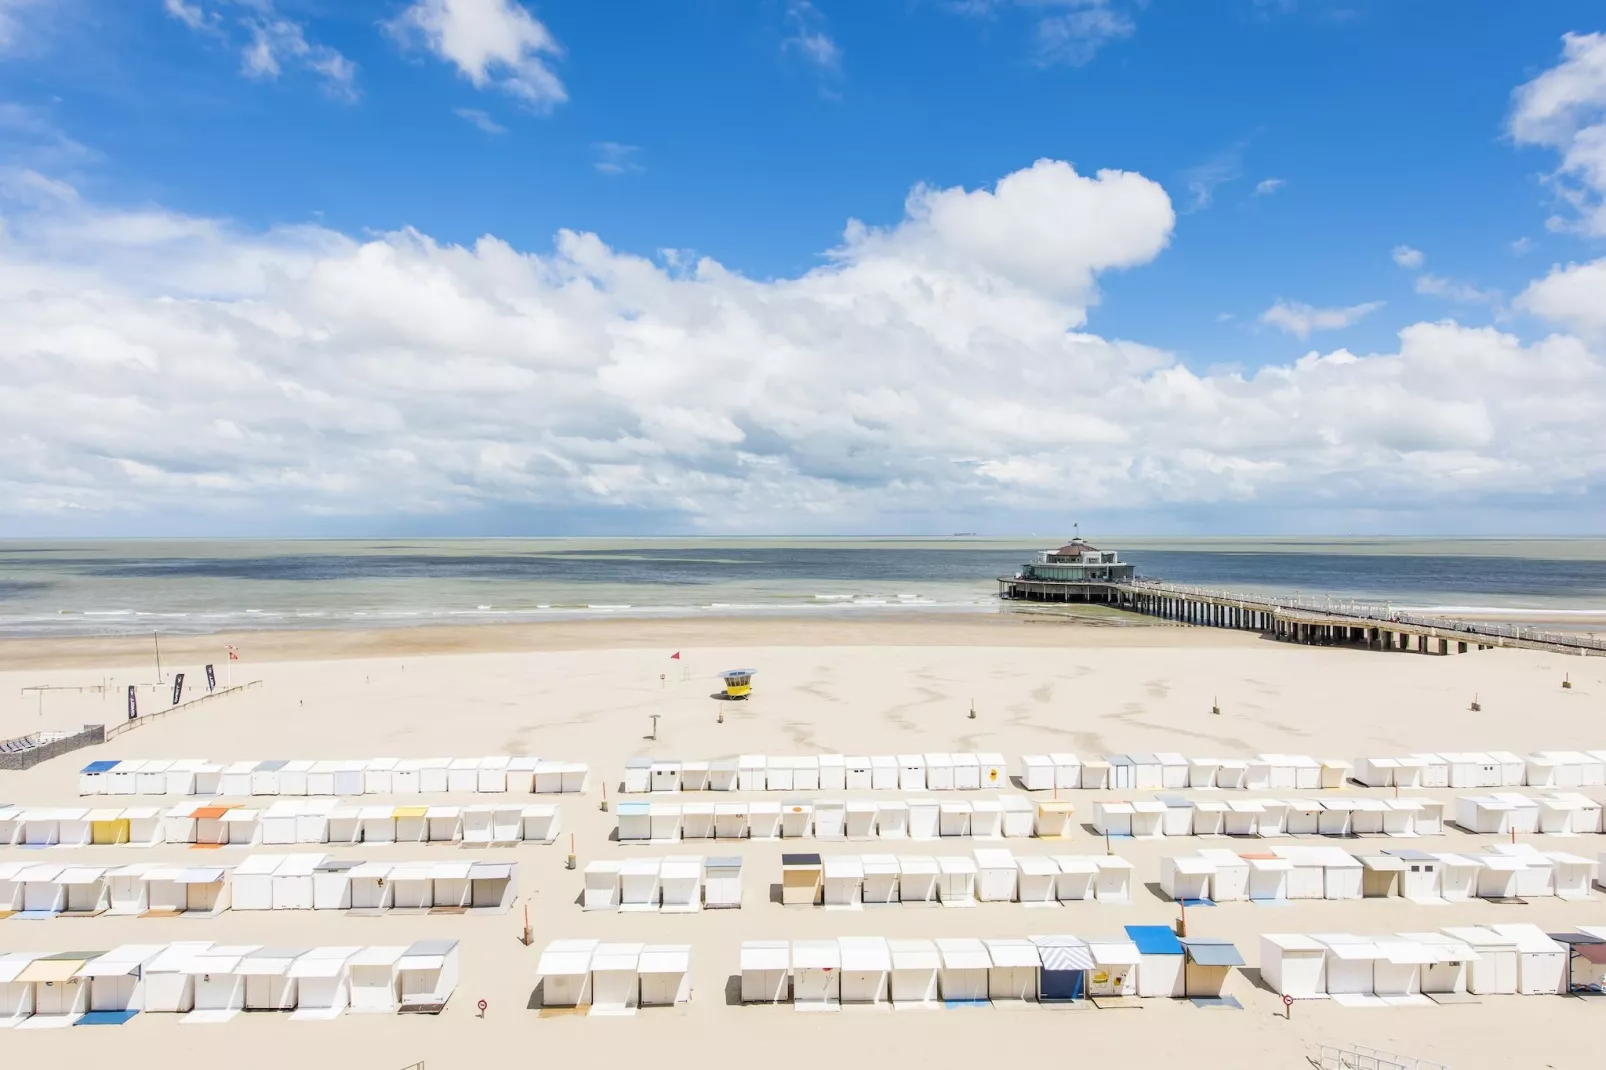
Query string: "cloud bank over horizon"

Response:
xmin=2 ymin=31 xmax=1606 ymax=537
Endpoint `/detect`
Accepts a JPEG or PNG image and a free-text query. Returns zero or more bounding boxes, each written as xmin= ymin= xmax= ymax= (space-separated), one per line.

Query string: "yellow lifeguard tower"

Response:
xmin=719 ymin=669 xmax=755 ymax=699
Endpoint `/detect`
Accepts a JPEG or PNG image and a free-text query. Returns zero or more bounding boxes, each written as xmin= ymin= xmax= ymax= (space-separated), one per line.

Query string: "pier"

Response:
xmin=998 ymin=540 xmax=1606 ymax=657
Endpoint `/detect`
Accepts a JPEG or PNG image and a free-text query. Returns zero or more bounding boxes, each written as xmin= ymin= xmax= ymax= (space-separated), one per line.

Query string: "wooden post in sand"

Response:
xmin=566 ymin=832 xmax=576 ymax=870
xmin=522 ymin=903 xmax=532 ymax=946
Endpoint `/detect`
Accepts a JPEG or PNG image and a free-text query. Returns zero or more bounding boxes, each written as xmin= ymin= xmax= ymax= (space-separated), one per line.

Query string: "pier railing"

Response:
xmin=1120 ymin=578 xmax=1606 ymax=654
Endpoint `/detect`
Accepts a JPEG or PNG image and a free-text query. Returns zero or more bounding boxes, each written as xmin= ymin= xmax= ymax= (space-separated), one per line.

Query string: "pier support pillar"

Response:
xmin=1458 ymin=641 xmax=1467 ymax=654
xmin=1438 ymin=638 xmax=1449 ymax=655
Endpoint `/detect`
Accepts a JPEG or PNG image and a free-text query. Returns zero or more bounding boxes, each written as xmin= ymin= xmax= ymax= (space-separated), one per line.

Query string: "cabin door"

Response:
xmin=246 ymin=975 xmax=293 ymax=1009
xmin=187 ymin=882 xmax=220 ymax=912
xmin=794 ymin=968 xmax=836 ymax=1005
xmin=35 ymin=981 xmax=71 ymax=1016
xmin=1039 ymin=969 xmax=1084 ymax=1002
xmin=91 ymin=975 xmax=134 ymax=1011
xmin=401 ymin=969 xmax=439 ymax=999
xmin=640 ymin=972 xmax=679 ymax=1005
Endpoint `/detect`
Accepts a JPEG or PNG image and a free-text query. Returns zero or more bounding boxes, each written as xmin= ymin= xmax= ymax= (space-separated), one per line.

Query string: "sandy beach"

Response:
xmin=2 ymin=613 xmax=1605 ymax=1069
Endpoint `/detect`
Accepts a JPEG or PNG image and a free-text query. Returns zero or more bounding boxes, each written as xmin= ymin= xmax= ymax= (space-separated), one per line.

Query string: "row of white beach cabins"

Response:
xmin=627 ymin=753 xmax=1336 ymax=793
xmin=615 ymin=791 xmax=1606 ymax=842
xmin=0 ymin=856 xmax=517 ymax=918
xmin=624 ymin=750 xmax=1606 ymax=793
xmin=1160 ymin=844 xmax=1599 ymax=904
xmin=541 ymin=930 xmax=1227 ymax=1012
xmin=584 ymin=843 xmax=1606 ymax=914
xmin=612 ymin=794 xmax=1434 ymax=841
xmin=76 ymin=758 xmax=588 ymax=797
xmin=1261 ymin=925 xmax=1606 ymax=1002
xmin=580 ymin=852 xmax=1133 ymax=911
xmin=543 ymin=925 xmax=1606 ymax=1014
xmin=538 ymin=930 xmax=1236 ymax=1012
xmin=1093 ymin=792 xmax=1606 ymax=838
xmin=0 ymin=940 xmax=460 ymax=1027
xmin=74 ymin=750 xmax=1606 ymax=800
xmin=0 ymin=801 xmax=562 ymax=848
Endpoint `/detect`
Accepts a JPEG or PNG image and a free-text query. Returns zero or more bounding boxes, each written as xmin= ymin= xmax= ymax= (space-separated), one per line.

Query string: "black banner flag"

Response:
xmin=127 ymin=685 xmax=138 ymax=721
xmin=171 ymin=673 xmax=185 ymax=706
xmin=205 ymin=664 xmax=216 ymax=692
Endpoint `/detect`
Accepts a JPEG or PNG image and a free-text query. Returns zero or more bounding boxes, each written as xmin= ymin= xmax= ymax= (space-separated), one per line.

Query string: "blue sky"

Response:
xmin=2 ymin=1 xmax=1606 ymax=535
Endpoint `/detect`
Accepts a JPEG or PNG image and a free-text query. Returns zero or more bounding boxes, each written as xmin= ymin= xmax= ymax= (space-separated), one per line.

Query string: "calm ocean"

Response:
xmin=2 ymin=537 xmax=1606 ymax=639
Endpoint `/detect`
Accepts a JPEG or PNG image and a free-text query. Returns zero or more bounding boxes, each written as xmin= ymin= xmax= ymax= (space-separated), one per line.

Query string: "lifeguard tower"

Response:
xmin=719 ymin=669 xmax=755 ymax=700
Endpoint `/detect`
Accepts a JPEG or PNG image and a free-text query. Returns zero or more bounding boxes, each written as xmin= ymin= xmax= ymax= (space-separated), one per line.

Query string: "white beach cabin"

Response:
xmin=889 ymin=939 xmax=940 ymax=1008
xmin=1126 ymin=925 xmax=1186 ymax=998
xmin=984 ymin=938 xmax=1041 ymax=1002
xmin=396 ymin=939 xmax=459 ymax=1013
xmin=790 ymin=940 xmax=841 ymax=1011
xmin=839 ymin=937 xmax=892 ymax=1005
xmin=346 ymin=946 xmax=407 ymax=1014
xmin=638 ymin=945 xmax=691 ymax=1007
xmin=537 ymin=940 xmax=599 ymax=1008
xmin=740 ymin=941 xmax=790 ymax=1004
xmin=934 ymin=938 xmax=990 ymax=1004
xmin=239 ymin=947 xmax=306 ymax=1012
xmin=287 ymin=946 xmax=360 ymax=1020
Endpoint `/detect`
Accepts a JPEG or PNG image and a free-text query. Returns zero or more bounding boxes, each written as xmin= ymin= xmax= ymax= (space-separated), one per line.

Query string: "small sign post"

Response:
xmin=1283 ymin=994 xmax=1293 ymax=1019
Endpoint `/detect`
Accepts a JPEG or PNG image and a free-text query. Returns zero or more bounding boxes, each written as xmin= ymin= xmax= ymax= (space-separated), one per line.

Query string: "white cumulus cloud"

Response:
xmin=1518 ymin=257 xmax=1606 ymax=341
xmin=1509 ymin=31 xmax=1606 ymax=235
xmin=1260 ymin=299 xmax=1384 ymax=339
xmin=5 ymin=156 xmax=1606 ymax=534
xmin=389 ymin=0 xmax=566 ymax=110
xmin=1392 ymin=245 xmax=1424 ymax=269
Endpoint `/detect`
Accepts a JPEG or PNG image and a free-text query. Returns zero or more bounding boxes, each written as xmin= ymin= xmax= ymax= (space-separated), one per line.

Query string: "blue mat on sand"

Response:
xmin=76 ymin=1011 xmax=138 ymax=1026
xmin=1189 ymin=996 xmax=1243 ymax=1010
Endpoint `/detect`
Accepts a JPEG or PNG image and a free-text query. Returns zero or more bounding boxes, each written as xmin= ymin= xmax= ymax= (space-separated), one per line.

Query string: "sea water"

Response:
xmin=2 ymin=537 xmax=1605 ymax=638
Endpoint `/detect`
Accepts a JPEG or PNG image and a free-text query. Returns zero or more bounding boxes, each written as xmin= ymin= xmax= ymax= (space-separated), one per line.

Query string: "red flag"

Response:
xmin=670 ymin=651 xmax=680 ymax=660
xmin=227 ymin=645 xmax=239 ymax=661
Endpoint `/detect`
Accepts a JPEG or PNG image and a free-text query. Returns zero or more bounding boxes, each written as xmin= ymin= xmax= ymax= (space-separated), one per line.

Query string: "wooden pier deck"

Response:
xmin=998 ymin=576 xmax=1606 ymax=657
